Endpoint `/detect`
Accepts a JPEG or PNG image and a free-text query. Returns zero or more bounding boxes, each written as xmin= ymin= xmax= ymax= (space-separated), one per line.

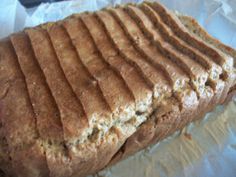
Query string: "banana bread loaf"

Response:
xmin=0 ymin=1 xmax=235 ymax=177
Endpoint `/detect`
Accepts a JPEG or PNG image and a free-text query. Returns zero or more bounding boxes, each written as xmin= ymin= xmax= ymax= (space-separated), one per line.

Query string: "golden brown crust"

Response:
xmin=10 ymin=32 xmax=69 ymax=177
xmin=26 ymin=27 xmax=89 ymax=143
xmin=0 ymin=39 xmax=49 ymax=177
xmin=80 ymin=13 xmax=152 ymax=112
xmin=0 ymin=2 xmax=235 ymax=177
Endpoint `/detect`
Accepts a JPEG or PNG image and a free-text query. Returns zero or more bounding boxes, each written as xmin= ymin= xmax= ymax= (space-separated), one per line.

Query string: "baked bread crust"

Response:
xmin=0 ymin=2 xmax=235 ymax=177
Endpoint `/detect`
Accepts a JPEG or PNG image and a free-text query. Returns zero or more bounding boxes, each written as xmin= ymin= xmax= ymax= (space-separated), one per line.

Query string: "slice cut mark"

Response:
xmin=26 ymin=27 xmax=88 ymax=146
xmin=125 ymin=5 xmax=208 ymax=98
xmin=10 ymin=32 xmax=72 ymax=177
xmin=146 ymin=2 xmax=234 ymax=79
xmin=80 ymin=13 xmax=152 ymax=113
xmin=0 ymin=39 xmax=49 ymax=177
xmin=47 ymin=23 xmax=112 ymax=130
xmin=63 ymin=17 xmax=135 ymax=120
xmin=96 ymin=10 xmax=172 ymax=100
xmin=137 ymin=4 xmax=222 ymax=85
xmin=178 ymin=15 xmax=236 ymax=67
xmin=10 ymin=32 xmax=64 ymax=143
xmin=108 ymin=8 xmax=189 ymax=92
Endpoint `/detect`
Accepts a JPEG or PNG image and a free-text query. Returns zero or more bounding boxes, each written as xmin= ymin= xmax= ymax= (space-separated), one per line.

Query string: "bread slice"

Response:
xmin=177 ymin=14 xmax=236 ymax=103
xmin=0 ymin=2 xmax=235 ymax=177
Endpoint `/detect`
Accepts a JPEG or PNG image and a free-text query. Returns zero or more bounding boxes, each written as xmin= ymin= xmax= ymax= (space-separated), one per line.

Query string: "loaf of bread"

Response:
xmin=0 ymin=1 xmax=235 ymax=177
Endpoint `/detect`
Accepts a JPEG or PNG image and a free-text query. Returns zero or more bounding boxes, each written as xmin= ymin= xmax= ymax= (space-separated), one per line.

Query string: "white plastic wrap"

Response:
xmin=0 ymin=0 xmax=235 ymax=177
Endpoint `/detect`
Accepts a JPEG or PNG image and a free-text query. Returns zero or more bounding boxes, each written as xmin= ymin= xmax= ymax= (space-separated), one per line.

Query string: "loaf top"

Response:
xmin=0 ymin=1 xmax=235 ymax=177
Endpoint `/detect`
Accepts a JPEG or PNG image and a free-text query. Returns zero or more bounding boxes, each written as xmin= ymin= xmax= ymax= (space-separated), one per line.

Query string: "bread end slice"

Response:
xmin=178 ymin=14 xmax=236 ymax=94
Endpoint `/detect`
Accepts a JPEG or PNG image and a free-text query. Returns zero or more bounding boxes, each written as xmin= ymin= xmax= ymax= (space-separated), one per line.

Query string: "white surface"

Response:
xmin=0 ymin=0 xmax=236 ymax=177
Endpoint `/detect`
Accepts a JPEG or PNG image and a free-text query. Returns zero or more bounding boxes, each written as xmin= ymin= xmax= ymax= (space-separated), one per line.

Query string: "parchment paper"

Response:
xmin=0 ymin=0 xmax=235 ymax=177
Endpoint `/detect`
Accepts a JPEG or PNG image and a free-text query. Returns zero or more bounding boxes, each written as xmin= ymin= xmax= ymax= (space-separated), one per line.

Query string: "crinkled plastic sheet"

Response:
xmin=0 ymin=0 xmax=236 ymax=177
